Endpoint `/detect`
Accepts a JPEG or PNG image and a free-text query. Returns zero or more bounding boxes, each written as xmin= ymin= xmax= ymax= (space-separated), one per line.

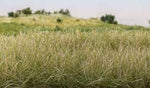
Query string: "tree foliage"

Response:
xmin=59 ymin=9 xmax=71 ymax=16
xmin=101 ymin=14 xmax=118 ymax=24
xmin=8 ymin=12 xmax=14 ymax=17
xmin=35 ymin=9 xmax=51 ymax=15
xmin=8 ymin=7 xmax=71 ymax=17
xmin=22 ymin=7 xmax=32 ymax=15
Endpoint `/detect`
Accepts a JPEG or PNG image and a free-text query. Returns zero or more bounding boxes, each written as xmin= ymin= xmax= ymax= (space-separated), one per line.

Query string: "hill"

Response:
xmin=0 ymin=14 xmax=149 ymax=35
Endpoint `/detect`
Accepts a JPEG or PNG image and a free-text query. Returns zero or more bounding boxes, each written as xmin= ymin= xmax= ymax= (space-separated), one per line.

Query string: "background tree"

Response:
xmin=59 ymin=9 xmax=71 ymax=16
xmin=22 ymin=7 xmax=32 ymax=15
xmin=35 ymin=9 xmax=51 ymax=15
xmin=59 ymin=9 xmax=64 ymax=15
xmin=100 ymin=14 xmax=118 ymax=24
xmin=64 ymin=9 xmax=71 ymax=16
xmin=34 ymin=10 xmax=42 ymax=14
xmin=8 ymin=12 xmax=14 ymax=17
xmin=8 ymin=12 xmax=19 ymax=18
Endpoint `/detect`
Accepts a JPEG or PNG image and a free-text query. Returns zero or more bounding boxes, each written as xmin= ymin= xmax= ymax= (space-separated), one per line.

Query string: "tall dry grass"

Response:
xmin=0 ymin=31 xmax=150 ymax=88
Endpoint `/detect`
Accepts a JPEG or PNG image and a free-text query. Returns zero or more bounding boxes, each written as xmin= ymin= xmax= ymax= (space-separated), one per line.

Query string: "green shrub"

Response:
xmin=22 ymin=7 xmax=32 ymax=15
xmin=35 ymin=9 xmax=51 ymax=15
xmin=8 ymin=12 xmax=14 ymax=17
xmin=64 ymin=9 xmax=71 ymax=16
xmin=100 ymin=14 xmax=118 ymax=24
xmin=34 ymin=10 xmax=45 ymax=14
xmin=59 ymin=9 xmax=71 ymax=16
xmin=8 ymin=12 xmax=19 ymax=18
xmin=59 ymin=9 xmax=64 ymax=14
xmin=113 ymin=20 xmax=118 ymax=24
xmin=57 ymin=18 xmax=62 ymax=23
xmin=34 ymin=10 xmax=42 ymax=14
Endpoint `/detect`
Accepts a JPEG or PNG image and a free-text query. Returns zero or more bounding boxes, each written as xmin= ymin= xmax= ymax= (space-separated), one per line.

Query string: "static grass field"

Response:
xmin=0 ymin=15 xmax=150 ymax=88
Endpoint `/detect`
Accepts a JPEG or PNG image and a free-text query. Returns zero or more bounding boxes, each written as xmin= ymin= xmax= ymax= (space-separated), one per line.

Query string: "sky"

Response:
xmin=0 ymin=0 xmax=150 ymax=26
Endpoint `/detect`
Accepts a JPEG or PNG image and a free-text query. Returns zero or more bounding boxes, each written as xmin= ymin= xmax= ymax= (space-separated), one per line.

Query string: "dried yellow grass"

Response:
xmin=0 ymin=31 xmax=149 ymax=88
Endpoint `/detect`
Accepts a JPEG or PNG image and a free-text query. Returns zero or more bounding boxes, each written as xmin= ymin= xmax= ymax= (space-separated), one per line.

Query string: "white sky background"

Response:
xmin=0 ymin=0 xmax=150 ymax=26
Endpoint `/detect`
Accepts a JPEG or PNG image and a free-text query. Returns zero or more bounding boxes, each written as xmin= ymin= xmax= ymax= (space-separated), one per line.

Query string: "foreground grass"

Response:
xmin=0 ymin=31 xmax=150 ymax=88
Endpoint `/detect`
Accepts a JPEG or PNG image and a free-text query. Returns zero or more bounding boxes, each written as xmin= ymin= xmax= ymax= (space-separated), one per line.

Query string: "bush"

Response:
xmin=59 ymin=9 xmax=71 ymax=16
xmin=34 ymin=10 xmax=42 ymax=14
xmin=8 ymin=12 xmax=19 ymax=18
xmin=35 ymin=9 xmax=51 ymax=15
xmin=8 ymin=12 xmax=14 ymax=17
xmin=63 ymin=9 xmax=71 ymax=16
xmin=57 ymin=18 xmax=62 ymax=23
xmin=34 ymin=10 xmax=45 ymax=14
xmin=59 ymin=9 xmax=64 ymax=14
xmin=22 ymin=7 xmax=32 ymax=15
xmin=113 ymin=20 xmax=118 ymax=24
xmin=100 ymin=14 xmax=118 ymax=24
xmin=8 ymin=8 xmax=32 ymax=17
